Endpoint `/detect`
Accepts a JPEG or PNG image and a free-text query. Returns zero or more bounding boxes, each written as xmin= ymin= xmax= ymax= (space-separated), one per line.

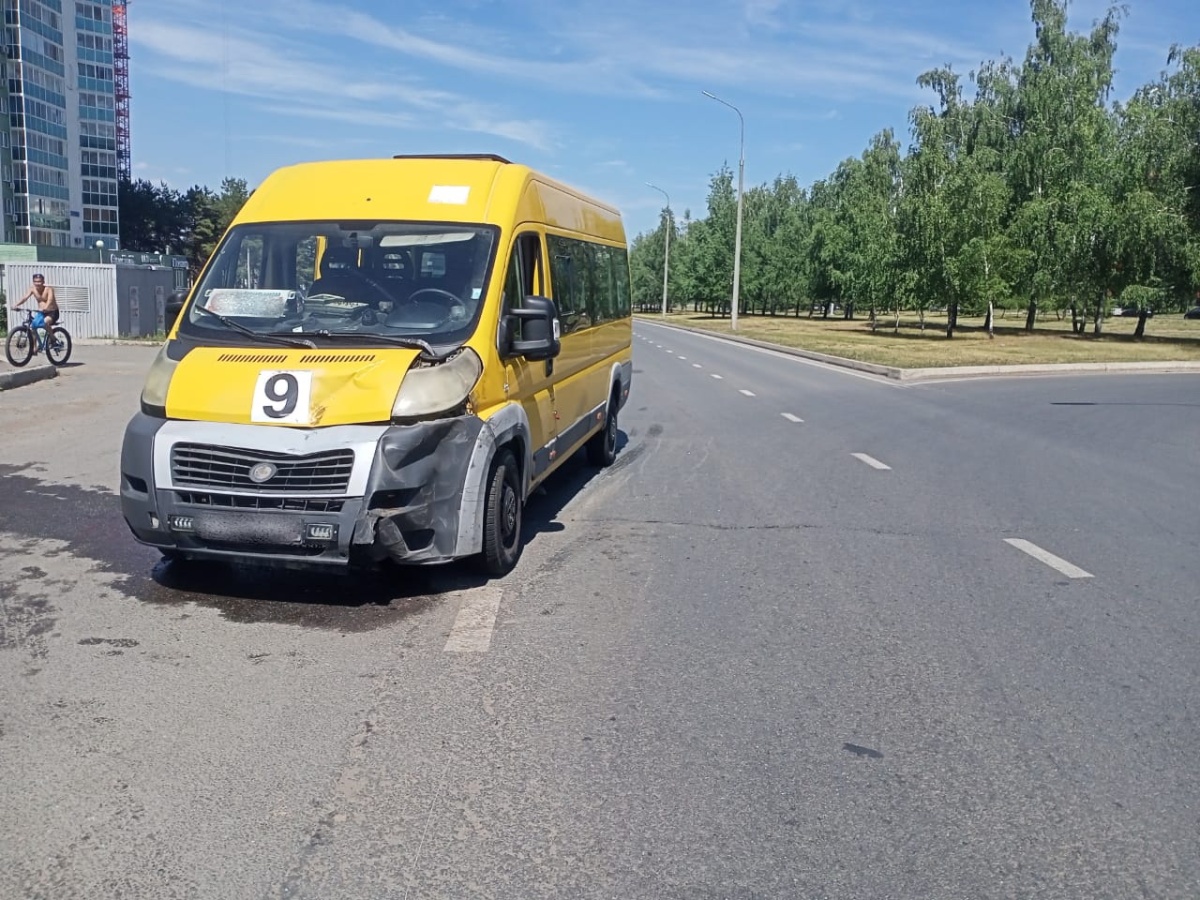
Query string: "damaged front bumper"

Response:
xmin=120 ymin=413 xmax=484 ymax=568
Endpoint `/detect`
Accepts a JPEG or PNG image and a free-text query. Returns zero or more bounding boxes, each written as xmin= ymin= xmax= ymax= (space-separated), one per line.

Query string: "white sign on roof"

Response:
xmin=428 ymin=185 xmax=471 ymax=205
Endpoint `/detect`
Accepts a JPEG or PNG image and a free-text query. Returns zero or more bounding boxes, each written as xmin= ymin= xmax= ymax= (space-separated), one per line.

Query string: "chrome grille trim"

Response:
xmin=171 ymin=443 xmax=354 ymax=494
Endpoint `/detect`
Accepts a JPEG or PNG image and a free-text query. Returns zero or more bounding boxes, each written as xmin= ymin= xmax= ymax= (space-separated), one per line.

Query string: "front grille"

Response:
xmin=171 ymin=443 xmax=354 ymax=493
xmin=174 ymin=491 xmax=345 ymax=513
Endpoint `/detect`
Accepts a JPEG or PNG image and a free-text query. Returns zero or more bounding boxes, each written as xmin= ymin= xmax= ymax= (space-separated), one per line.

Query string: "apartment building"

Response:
xmin=3 ymin=0 xmax=123 ymax=249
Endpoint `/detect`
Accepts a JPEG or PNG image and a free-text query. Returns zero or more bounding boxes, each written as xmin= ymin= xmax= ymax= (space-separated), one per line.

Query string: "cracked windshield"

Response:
xmin=185 ymin=223 xmax=497 ymax=344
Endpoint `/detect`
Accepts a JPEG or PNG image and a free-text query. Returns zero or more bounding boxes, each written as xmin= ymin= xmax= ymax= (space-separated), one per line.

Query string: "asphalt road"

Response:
xmin=1 ymin=331 xmax=1197 ymax=899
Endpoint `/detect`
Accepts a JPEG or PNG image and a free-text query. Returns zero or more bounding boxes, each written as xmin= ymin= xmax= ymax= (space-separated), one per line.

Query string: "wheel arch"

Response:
xmin=453 ymin=402 xmax=532 ymax=558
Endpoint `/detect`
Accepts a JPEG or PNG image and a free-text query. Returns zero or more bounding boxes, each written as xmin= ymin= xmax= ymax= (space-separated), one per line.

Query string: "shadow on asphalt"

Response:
xmin=144 ymin=434 xmax=625 ymax=629
xmin=0 ymin=427 xmax=631 ymax=631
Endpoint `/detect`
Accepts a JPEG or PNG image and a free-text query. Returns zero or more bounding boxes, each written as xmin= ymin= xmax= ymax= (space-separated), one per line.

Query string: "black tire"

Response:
xmin=45 ymin=327 xmax=72 ymax=366
xmin=478 ymin=448 xmax=523 ymax=577
xmin=586 ymin=391 xmax=619 ymax=467
xmin=5 ymin=327 xmax=33 ymax=367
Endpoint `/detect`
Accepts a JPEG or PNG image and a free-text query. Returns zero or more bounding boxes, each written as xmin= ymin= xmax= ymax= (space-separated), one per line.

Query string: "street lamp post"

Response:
xmin=94 ymin=239 xmax=105 ymax=263
xmin=646 ymin=182 xmax=671 ymax=317
xmin=703 ymin=90 xmax=744 ymax=331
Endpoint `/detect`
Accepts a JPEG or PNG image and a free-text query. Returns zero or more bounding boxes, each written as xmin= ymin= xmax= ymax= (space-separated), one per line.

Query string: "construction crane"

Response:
xmin=114 ymin=1 xmax=131 ymax=181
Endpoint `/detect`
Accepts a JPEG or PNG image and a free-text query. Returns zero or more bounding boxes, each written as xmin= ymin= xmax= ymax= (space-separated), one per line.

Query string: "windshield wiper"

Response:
xmin=194 ymin=305 xmax=317 ymax=349
xmin=310 ymin=330 xmax=442 ymax=360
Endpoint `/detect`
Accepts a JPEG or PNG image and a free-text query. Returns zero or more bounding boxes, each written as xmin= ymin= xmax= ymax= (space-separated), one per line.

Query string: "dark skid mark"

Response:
xmin=843 ymin=742 xmax=884 ymax=760
xmin=1 ymin=452 xmax=619 ymax=633
xmin=0 ymin=464 xmax=460 ymax=632
xmin=609 ymin=426 xmax=653 ymax=473
xmin=141 ymin=558 xmax=460 ymax=630
xmin=78 ymin=637 xmax=139 ymax=648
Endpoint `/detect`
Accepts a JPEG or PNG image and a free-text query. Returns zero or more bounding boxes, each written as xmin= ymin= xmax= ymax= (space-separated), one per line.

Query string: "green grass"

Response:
xmin=637 ymin=310 xmax=1200 ymax=368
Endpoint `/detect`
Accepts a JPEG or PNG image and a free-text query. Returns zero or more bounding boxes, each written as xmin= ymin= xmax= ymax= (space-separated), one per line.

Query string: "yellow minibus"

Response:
xmin=120 ymin=154 xmax=632 ymax=576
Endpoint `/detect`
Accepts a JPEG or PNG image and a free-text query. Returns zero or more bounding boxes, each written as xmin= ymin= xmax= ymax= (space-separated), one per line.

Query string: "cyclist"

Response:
xmin=15 ymin=273 xmax=59 ymax=348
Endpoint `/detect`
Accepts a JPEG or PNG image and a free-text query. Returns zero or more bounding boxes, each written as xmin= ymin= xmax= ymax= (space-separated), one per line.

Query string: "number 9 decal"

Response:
xmin=251 ymin=370 xmax=313 ymax=424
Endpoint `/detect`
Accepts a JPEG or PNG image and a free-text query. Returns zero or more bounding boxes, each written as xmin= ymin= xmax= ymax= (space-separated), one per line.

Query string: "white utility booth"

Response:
xmin=3 ymin=261 xmax=178 ymax=339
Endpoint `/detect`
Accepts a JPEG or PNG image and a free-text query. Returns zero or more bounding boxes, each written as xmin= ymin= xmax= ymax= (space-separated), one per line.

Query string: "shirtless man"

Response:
xmin=15 ymin=273 xmax=59 ymax=335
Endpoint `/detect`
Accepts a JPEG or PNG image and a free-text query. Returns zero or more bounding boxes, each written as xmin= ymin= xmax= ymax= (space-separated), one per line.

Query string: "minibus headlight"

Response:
xmin=392 ymin=348 xmax=483 ymax=421
xmin=140 ymin=344 xmax=179 ymax=417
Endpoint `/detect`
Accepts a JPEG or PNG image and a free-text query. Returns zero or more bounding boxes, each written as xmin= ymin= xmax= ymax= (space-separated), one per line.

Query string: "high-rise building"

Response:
xmin=3 ymin=0 xmax=122 ymax=249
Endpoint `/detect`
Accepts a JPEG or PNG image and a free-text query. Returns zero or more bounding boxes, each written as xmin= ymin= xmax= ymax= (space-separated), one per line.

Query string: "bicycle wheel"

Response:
xmin=46 ymin=327 xmax=72 ymax=365
xmin=5 ymin=326 xmax=33 ymax=367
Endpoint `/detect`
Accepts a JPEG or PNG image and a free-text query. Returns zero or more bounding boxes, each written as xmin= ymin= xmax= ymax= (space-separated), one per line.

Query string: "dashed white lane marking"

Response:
xmin=444 ymin=587 xmax=504 ymax=652
xmin=852 ymin=453 xmax=891 ymax=470
xmin=739 ymin=389 xmax=756 ymax=397
xmin=678 ymin=355 xmax=687 ymax=360
xmin=781 ymin=413 xmax=804 ymax=423
xmin=710 ymin=374 xmax=723 ymax=380
xmin=692 ymin=363 xmax=702 ymax=368
xmin=637 ymin=320 xmax=901 ymax=387
xmin=1003 ymin=539 xmax=1094 ymax=579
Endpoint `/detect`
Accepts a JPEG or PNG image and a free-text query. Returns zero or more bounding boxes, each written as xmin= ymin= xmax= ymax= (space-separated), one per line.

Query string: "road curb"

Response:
xmin=0 ymin=363 xmax=58 ymax=390
xmin=75 ymin=338 xmax=163 ymax=347
xmin=636 ymin=318 xmax=1200 ymax=381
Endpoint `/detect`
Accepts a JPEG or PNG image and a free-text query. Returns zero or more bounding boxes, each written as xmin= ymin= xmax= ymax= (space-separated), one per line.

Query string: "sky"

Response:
xmin=128 ymin=0 xmax=1197 ymax=241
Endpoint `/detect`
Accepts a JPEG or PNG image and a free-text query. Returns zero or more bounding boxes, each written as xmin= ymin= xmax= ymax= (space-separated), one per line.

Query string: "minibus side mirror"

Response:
xmin=506 ymin=295 xmax=561 ymax=361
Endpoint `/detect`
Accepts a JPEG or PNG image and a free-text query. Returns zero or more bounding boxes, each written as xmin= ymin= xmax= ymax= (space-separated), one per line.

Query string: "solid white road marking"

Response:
xmin=852 ymin=453 xmax=891 ymax=470
xmin=711 ymin=374 xmax=723 ymax=380
xmin=781 ymin=413 xmax=804 ymax=423
xmin=444 ymin=587 xmax=505 ymax=652
xmin=1003 ymin=539 xmax=1094 ymax=579
xmin=739 ymin=389 xmax=756 ymax=397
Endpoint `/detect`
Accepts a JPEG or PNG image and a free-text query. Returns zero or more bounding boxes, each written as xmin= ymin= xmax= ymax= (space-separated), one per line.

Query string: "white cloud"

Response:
xmin=131 ymin=19 xmax=553 ymax=150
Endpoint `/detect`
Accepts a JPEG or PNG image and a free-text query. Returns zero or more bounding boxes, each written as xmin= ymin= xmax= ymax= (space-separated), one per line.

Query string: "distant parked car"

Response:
xmin=1118 ymin=307 xmax=1154 ymax=318
xmin=165 ymin=290 xmax=188 ymax=331
xmin=1184 ymin=307 xmax=1200 ymax=320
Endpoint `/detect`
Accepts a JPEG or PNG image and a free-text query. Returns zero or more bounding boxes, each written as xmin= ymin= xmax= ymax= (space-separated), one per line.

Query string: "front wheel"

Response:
xmin=5 ymin=327 xmax=33 ymax=367
xmin=45 ymin=327 xmax=72 ymax=366
xmin=586 ymin=393 xmax=619 ymax=467
xmin=477 ymin=448 xmax=523 ymax=577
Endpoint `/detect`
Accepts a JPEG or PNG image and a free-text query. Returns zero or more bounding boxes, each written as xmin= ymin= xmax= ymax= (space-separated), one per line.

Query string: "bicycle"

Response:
xmin=5 ymin=309 xmax=73 ymax=367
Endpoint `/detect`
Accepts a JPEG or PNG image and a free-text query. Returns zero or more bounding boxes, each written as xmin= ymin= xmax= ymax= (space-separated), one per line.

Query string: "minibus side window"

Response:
xmin=500 ymin=232 xmax=543 ymax=347
xmin=613 ymin=247 xmax=631 ymax=316
xmin=238 ymin=234 xmax=264 ymax=289
xmin=548 ymin=234 xmax=584 ymax=335
xmin=592 ymin=244 xmax=615 ymax=323
xmin=295 ymin=236 xmax=318 ymax=293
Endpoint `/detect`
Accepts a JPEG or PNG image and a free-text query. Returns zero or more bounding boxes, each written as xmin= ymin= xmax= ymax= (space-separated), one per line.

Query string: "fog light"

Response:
xmin=168 ymin=515 xmax=194 ymax=532
xmin=148 ymin=514 xmax=161 ymax=529
xmin=306 ymin=523 xmax=337 ymax=542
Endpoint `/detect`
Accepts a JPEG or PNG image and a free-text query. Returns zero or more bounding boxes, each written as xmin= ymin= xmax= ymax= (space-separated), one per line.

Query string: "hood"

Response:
xmin=165 ymin=346 xmax=423 ymax=427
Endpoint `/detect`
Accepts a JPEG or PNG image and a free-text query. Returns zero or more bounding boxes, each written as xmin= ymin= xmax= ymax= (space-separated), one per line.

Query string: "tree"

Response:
xmin=626 ymin=2 xmax=1199 ymax=347
xmin=117 ymin=177 xmax=192 ymax=255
